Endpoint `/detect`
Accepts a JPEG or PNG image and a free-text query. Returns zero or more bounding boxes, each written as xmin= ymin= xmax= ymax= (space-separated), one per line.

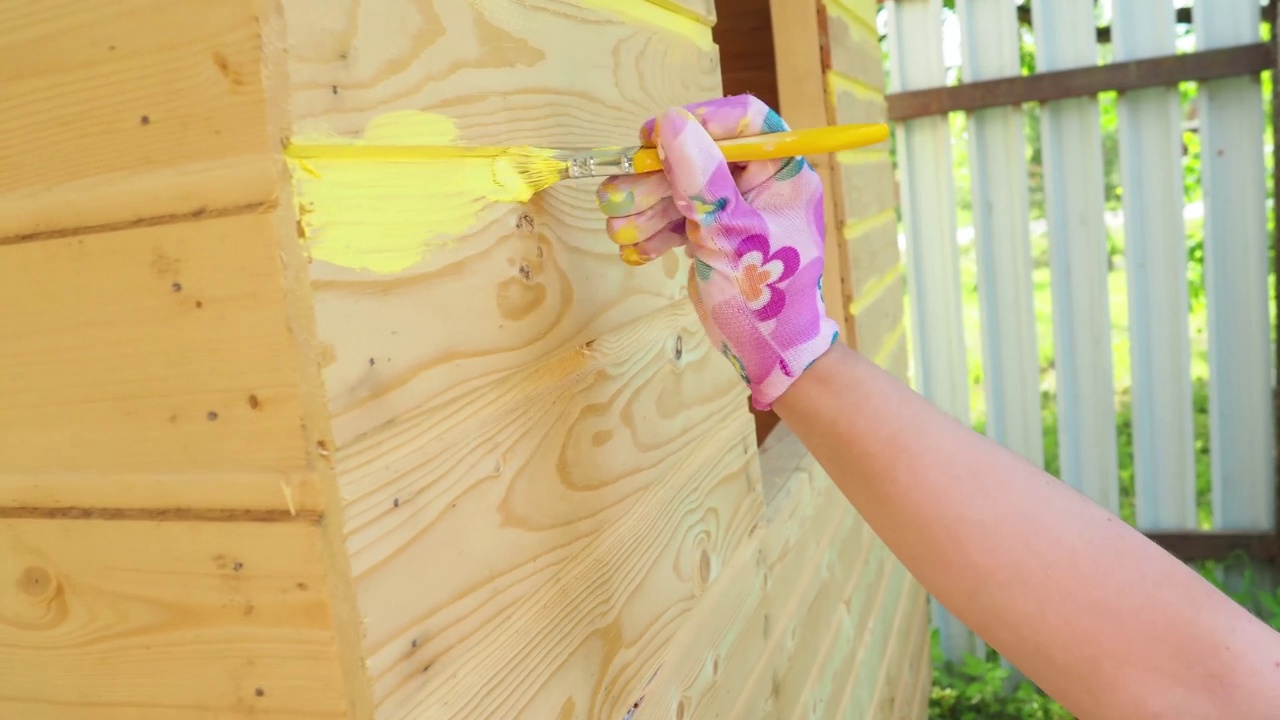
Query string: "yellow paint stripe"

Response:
xmin=827 ymin=70 xmax=885 ymax=102
xmin=825 ymin=0 xmax=879 ymax=38
xmin=871 ymin=323 xmax=906 ymax=367
xmin=842 ymin=207 xmax=897 ymax=240
xmin=835 ymin=149 xmax=891 ymax=166
xmin=848 ymin=263 xmax=903 ymax=316
xmin=576 ymin=0 xmax=714 ymax=48
xmin=643 ymin=0 xmax=714 ymax=26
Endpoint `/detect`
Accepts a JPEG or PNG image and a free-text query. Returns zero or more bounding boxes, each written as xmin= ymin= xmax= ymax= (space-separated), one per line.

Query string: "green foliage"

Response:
xmin=929 ymin=635 xmax=1072 ymax=720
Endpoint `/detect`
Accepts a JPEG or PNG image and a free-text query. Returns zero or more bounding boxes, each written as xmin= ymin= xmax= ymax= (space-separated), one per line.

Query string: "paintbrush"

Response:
xmin=284 ymin=122 xmax=890 ymax=196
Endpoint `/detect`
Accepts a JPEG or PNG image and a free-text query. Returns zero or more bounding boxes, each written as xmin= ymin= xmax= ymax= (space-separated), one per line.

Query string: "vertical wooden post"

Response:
xmin=1029 ymin=0 xmax=1120 ymax=513
xmin=1195 ymin=0 xmax=1276 ymax=592
xmin=955 ymin=0 xmax=1043 ymax=469
xmin=1112 ymin=1 xmax=1198 ymax=531
xmin=885 ymin=0 xmax=981 ymax=662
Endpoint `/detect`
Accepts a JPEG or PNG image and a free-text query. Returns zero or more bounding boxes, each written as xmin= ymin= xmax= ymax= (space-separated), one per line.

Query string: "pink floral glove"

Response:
xmin=597 ymin=95 xmax=840 ymax=410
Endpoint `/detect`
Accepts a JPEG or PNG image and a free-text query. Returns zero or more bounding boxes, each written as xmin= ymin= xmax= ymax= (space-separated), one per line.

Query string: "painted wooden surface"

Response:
xmin=956 ymin=0 xmax=1044 ymax=472
xmin=885 ymin=0 xmax=979 ymax=663
xmin=1029 ymin=0 xmax=1121 ymax=514
xmin=1111 ymin=0 xmax=1198 ymax=531
xmin=1194 ymin=1 xmax=1276 ymax=544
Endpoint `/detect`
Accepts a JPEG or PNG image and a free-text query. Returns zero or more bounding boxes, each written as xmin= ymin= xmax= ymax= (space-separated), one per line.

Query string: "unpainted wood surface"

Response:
xmin=648 ymin=0 xmax=717 ymax=25
xmin=0 ymin=213 xmax=309 ymax=477
xmin=638 ymin=430 xmax=930 ymax=719
xmin=281 ymin=0 xmax=772 ymax=717
xmin=0 ymin=518 xmax=348 ymax=719
xmin=824 ymin=2 xmax=885 ymax=92
xmin=0 ymin=0 xmax=279 ymax=242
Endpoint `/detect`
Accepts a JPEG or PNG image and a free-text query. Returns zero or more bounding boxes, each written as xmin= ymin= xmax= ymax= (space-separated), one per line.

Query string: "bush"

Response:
xmin=929 ymin=635 xmax=1072 ymax=720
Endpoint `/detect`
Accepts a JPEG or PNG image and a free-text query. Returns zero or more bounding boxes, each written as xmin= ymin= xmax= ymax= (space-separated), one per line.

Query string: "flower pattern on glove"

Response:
xmin=597 ymin=94 xmax=840 ymax=410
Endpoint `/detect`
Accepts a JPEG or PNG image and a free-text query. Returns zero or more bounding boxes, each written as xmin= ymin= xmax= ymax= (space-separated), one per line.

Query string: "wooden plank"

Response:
xmin=0 ymin=518 xmax=349 ymax=719
xmin=830 ymin=80 xmax=892 ymax=127
xmin=1113 ymin=0 xmax=1197 ymax=530
xmin=885 ymin=0 xmax=976 ymax=662
xmin=636 ymin=439 xmax=831 ymax=719
xmin=1143 ymin=530 xmax=1280 ymax=563
xmin=846 ymin=218 xmax=901 ymax=302
xmin=0 ymin=213 xmax=310 ymax=476
xmin=838 ymin=157 xmax=898 ymax=223
xmin=0 ymin=0 xmax=279 ymax=242
xmin=645 ymin=0 xmax=716 ymax=26
xmin=824 ymin=4 xmax=886 ymax=92
xmin=1195 ymin=3 xmax=1277 ymax=547
xmin=682 ymin=482 xmax=857 ymax=717
xmin=770 ymin=0 xmax=854 ymax=342
xmin=886 ymin=44 xmax=1274 ymax=121
xmin=831 ymin=561 xmax=910 ymax=718
xmin=0 ymin=471 xmax=323 ymax=518
xmin=957 ymin=0 xmax=1044 ymax=471
xmin=1030 ymin=0 xmax=1121 ymax=512
xmin=883 ymin=583 xmax=933 ymax=719
xmin=853 ymin=276 xmax=907 ymax=356
xmin=333 ymin=304 xmax=763 ymax=718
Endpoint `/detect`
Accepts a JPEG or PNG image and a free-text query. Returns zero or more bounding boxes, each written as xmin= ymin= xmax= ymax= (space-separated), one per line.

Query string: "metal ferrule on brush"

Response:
xmin=561 ymin=147 xmax=642 ymax=179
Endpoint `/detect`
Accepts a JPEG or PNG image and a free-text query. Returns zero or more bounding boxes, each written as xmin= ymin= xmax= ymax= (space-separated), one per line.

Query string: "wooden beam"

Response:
xmin=886 ymin=43 xmax=1274 ymax=121
xmin=1143 ymin=531 xmax=1280 ymax=564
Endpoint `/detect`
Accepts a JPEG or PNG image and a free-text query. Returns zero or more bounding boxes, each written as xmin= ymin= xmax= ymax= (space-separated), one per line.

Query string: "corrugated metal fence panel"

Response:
xmin=1029 ymin=0 xmax=1121 ymax=513
xmin=1194 ymin=2 xmax=1276 ymax=541
xmin=1112 ymin=1 xmax=1198 ymax=530
xmin=885 ymin=0 xmax=982 ymax=663
xmin=956 ymin=0 xmax=1044 ymax=470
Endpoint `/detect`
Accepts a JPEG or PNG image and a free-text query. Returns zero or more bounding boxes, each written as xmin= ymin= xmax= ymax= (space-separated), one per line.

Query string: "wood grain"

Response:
xmin=854 ymin=276 xmax=907 ymax=358
xmin=846 ymin=220 xmax=901 ymax=301
xmin=277 ymin=2 xmax=774 ymax=717
xmin=0 ymin=212 xmax=310 ymax=477
xmin=648 ymin=0 xmax=717 ymax=25
xmin=0 ymin=0 xmax=279 ymax=242
xmin=825 ymin=5 xmax=885 ymax=92
xmin=839 ymin=158 xmax=898 ymax=224
xmin=0 ymin=518 xmax=348 ymax=719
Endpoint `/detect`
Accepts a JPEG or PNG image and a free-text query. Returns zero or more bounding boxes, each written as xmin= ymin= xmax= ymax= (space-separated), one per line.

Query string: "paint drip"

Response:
xmin=287 ymin=110 xmax=540 ymax=274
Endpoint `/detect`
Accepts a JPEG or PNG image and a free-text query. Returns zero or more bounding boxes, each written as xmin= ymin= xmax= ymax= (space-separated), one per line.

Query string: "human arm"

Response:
xmin=599 ymin=94 xmax=1280 ymax=719
xmin=775 ymin=340 xmax=1280 ymax=719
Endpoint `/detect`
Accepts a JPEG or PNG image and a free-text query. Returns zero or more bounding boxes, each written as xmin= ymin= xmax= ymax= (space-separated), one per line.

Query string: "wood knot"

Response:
xmin=17 ymin=566 xmax=55 ymax=598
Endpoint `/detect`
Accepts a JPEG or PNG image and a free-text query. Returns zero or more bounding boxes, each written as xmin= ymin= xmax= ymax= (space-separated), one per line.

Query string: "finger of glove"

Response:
xmin=619 ymin=219 xmax=688 ymax=266
xmin=639 ymin=94 xmax=781 ymax=147
xmin=606 ymin=196 xmax=684 ymax=246
xmin=596 ymin=171 xmax=672 ymax=219
xmin=640 ymin=95 xmax=800 ymax=198
xmin=652 ymin=107 xmax=748 ymax=253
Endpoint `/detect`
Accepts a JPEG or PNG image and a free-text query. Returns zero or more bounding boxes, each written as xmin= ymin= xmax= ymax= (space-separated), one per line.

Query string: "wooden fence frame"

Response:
xmin=880 ymin=2 xmax=1280 ymax=577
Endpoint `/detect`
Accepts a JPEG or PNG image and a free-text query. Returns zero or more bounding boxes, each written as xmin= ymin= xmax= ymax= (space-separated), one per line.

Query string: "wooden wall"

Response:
xmin=0 ymin=0 xmax=928 ymax=717
xmin=0 ymin=1 xmax=359 ymax=717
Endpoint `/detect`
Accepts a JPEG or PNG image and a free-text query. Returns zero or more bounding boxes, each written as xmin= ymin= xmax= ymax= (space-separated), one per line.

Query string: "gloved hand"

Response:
xmin=597 ymin=94 xmax=840 ymax=411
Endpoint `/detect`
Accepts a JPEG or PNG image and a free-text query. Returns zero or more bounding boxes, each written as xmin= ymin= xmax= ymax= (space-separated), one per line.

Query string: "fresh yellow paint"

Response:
xmin=827 ymin=70 xmax=886 ymax=103
xmin=871 ymin=323 xmax=906 ymax=367
xmin=842 ymin=207 xmax=897 ymax=240
xmin=286 ymin=111 xmax=543 ymax=274
xmin=576 ymin=0 xmax=714 ymax=48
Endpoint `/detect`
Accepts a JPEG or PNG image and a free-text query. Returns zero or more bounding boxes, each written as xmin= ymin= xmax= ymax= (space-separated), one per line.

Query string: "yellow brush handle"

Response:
xmin=630 ymin=122 xmax=889 ymax=174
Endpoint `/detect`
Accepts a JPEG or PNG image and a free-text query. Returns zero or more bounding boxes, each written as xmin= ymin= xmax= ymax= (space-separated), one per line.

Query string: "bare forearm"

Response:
xmin=774 ymin=343 xmax=1280 ymax=718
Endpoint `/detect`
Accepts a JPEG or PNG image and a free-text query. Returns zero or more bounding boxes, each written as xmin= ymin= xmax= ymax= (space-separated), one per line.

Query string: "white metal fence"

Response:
xmin=883 ymin=0 xmax=1278 ymax=662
